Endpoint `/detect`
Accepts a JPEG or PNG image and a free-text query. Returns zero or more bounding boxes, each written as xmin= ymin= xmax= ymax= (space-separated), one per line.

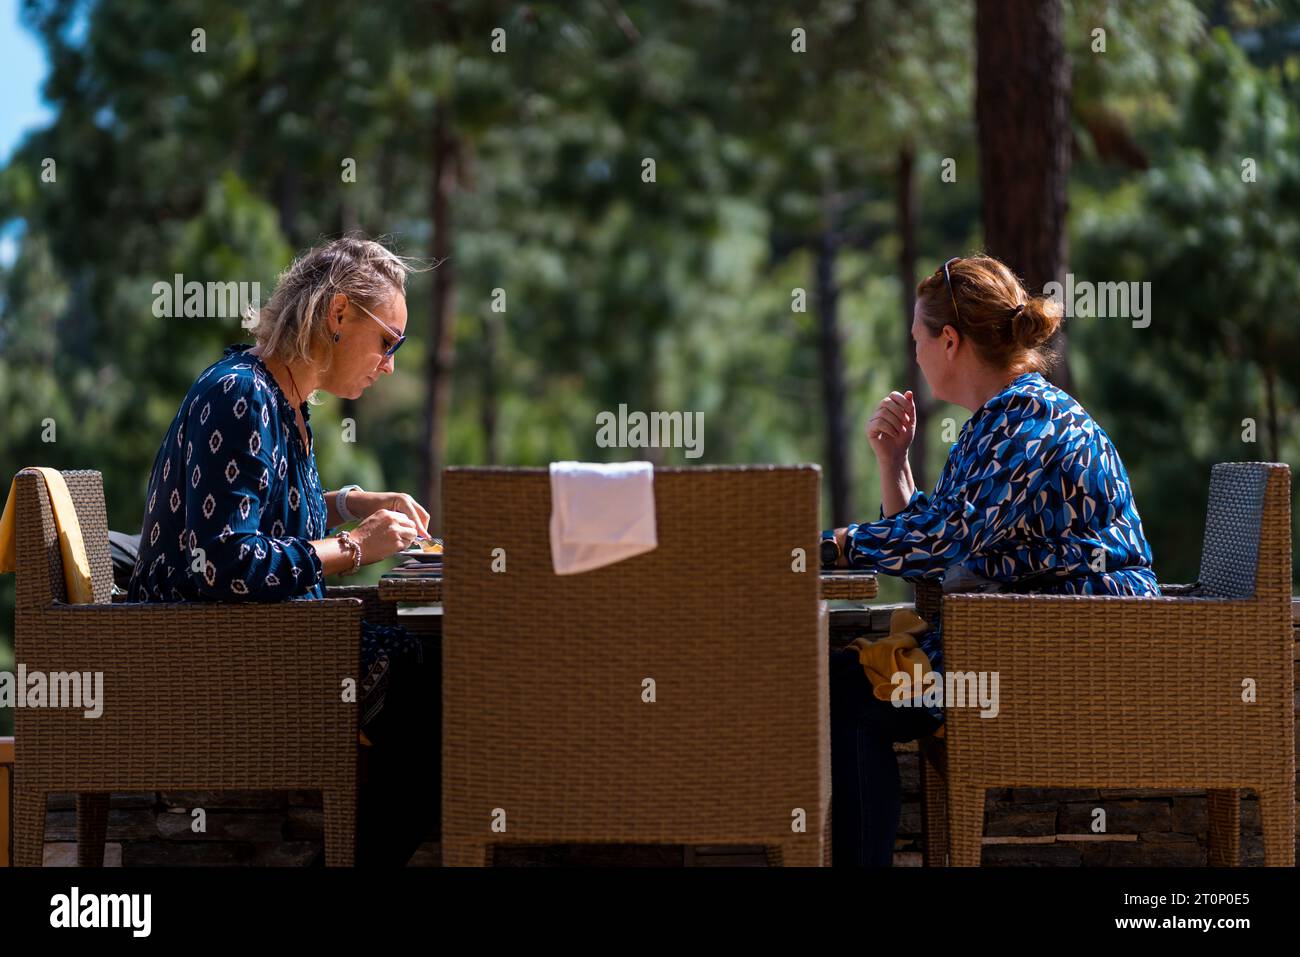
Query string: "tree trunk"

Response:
xmin=421 ymin=102 xmax=458 ymax=533
xmin=481 ymin=310 xmax=500 ymax=465
xmin=1263 ymin=360 xmax=1279 ymax=463
xmin=896 ymin=144 xmax=928 ymax=488
xmin=975 ymin=0 xmax=1073 ymax=391
xmin=815 ymin=208 xmax=852 ymax=527
xmin=275 ymin=166 xmax=301 ymax=248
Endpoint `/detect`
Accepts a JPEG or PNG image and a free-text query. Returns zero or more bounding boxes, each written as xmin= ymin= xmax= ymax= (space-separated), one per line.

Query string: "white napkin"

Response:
xmin=549 ymin=461 xmax=658 ymax=575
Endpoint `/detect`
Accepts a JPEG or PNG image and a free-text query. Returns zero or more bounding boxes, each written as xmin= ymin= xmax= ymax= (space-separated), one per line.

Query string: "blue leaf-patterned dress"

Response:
xmin=128 ymin=344 xmax=329 ymax=602
xmin=838 ymin=371 xmax=1160 ymax=676
xmin=126 ymin=343 xmax=430 ymax=734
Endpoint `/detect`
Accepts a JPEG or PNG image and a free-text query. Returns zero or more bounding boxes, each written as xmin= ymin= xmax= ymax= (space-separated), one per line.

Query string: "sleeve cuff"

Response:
xmin=842 ymin=523 xmax=862 ymax=566
xmin=293 ymin=536 xmax=326 ymax=585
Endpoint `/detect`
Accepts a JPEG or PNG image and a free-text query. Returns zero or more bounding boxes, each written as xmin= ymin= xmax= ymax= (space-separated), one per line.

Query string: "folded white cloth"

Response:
xmin=549 ymin=461 xmax=658 ymax=575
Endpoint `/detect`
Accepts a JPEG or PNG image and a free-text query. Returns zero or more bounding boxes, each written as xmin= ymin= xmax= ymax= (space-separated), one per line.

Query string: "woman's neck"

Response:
xmin=957 ymin=364 xmax=1026 ymax=413
xmin=249 ymin=345 xmax=318 ymax=408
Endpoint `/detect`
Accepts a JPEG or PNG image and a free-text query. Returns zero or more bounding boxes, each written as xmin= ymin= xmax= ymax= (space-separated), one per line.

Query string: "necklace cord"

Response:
xmin=283 ymin=362 xmax=303 ymax=407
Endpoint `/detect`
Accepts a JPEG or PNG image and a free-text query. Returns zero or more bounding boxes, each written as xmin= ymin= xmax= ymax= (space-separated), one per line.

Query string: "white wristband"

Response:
xmin=336 ymin=484 xmax=363 ymax=523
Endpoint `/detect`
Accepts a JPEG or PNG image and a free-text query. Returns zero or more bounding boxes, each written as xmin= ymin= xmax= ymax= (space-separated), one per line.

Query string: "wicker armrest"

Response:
xmin=941 ymin=591 xmax=1257 ymax=630
xmin=35 ymin=598 xmax=365 ymax=659
xmin=936 ymin=591 xmax=1292 ymax=783
xmin=322 ymin=584 xmax=397 ymax=627
xmin=41 ymin=596 xmax=363 ymax=617
xmin=939 ymin=592 xmax=1289 ymax=709
xmin=16 ymin=599 xmax=364 ymax=795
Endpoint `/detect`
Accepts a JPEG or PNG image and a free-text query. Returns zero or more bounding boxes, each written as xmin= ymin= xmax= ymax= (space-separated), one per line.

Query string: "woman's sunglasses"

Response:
xmin=352 ymin=300 xmax=407 ymax=357
xmin=941 ymin=257 xmax=963 ymax=325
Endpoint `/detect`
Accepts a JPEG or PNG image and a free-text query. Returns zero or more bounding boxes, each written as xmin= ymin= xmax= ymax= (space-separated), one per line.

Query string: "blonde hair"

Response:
xmin=247 ymin=235 xmax=416 ymax=374
xmin=916 ymin=254 xmax=1063 ymax=375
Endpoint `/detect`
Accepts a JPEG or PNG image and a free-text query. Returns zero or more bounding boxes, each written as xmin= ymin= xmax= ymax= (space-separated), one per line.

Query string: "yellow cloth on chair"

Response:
xmin=846 ymin=607 xmax=945 ymax=739
xmin=0 ymin=467 xmax=96 ymax=603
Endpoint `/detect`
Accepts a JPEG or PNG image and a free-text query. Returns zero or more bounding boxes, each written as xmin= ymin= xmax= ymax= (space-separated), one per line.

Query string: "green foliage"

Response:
xmin=1074 ymin=27 xmax=1300 ymax=581
xmin=0 ymin=0 xmax=1297 ymax=684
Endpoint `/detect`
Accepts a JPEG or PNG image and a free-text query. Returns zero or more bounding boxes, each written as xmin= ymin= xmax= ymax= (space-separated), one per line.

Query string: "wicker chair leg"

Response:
xmin=441 ymin=838 xmax=491 ymax=866
xmin=947 ymin=785 xmax=985 ymax=867
xmin=13 ymin=788 xmax=46 ymax=867
xmin=322 ymin=789 xmax=356 ymax=867
xmin=919 ymin=739 xmax=949 ymax=867
xmin=1256 ymin=785 xmax=1296 ymax=867
xmin=1206 ymin=788 xmax=1241 ymax=867
xmin=823 ymin=806 xmax=833 ymax=866
xmin=75 ymin=792 xmax=110 ymax=867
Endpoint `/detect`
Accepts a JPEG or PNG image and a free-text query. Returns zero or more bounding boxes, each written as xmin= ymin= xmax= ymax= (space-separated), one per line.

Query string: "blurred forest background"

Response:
xmin=3 ymin=0 xmax=1300 ymax=735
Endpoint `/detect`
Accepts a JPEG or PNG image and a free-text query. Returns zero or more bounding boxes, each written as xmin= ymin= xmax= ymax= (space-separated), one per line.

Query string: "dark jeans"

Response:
xmin=829 ymin=646 xmax=942 ymax=867
xmin=354 ymin=627 xmax=440 ymax=867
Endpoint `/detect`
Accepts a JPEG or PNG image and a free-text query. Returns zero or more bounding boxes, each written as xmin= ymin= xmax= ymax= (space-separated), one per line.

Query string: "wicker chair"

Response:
xmin=1 ymin=737 xmax=12 ymax=866
xmin=10 ymin=468 xmax=370 ymax=866
xmin=915 ymin=461 xmax=1294 ymax=866
xmin=441 ymin=465 xmax=829 ymax=866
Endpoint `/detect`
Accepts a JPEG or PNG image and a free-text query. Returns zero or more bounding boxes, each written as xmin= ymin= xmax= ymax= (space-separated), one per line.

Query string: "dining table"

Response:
xmin=377 ymin=566 xmax=878 ymax=604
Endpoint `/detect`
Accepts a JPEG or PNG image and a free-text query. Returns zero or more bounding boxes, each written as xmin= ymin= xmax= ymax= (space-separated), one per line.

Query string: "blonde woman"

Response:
xmin=128 ymin=236 xmax=434 ymax=865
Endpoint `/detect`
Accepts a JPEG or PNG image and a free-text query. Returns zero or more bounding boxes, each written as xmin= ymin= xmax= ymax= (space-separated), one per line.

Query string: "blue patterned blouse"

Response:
xmin=839 ymin=372 xmax=1159 ymax=670
xmin=127 ymin=344 xmax=328 ymax=602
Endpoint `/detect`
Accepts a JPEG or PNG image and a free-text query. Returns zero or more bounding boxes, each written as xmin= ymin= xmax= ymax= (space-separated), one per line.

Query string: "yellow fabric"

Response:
xmin=846 ymin=607 xmax=946 ymax=739
xmin=0 ymin=468 xmax=96 ymax=604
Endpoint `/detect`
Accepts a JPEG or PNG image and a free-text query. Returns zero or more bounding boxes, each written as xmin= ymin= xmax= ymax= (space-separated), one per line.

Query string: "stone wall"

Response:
xmin=39 ymin=789 xmax=331 ymax=867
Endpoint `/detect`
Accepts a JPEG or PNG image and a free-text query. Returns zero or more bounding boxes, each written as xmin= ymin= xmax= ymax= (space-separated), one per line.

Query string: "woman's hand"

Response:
xmin=867 ymin=390 xmax=916 ymax=465
xmin=349 ymin=491 xmax=431 ymax=539
xmin=350 ymin=508 xmax=423 ymax=564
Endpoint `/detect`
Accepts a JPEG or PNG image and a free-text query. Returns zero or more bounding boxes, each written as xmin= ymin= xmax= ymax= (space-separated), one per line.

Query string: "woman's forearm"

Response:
xmin=880 ymin=456 xmax=916 ymax=517
xmin=311 ymin=536 xmax=358 ymax=576
xmin=324 ymin=491 xmax=341 ymax=529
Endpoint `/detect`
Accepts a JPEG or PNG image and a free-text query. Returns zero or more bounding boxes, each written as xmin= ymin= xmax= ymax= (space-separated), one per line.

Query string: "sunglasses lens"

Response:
xmin=388 ymin=337 xmax=405 ymax=357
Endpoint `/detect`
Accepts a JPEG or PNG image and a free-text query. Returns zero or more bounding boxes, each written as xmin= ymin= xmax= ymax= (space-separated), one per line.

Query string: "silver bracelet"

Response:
xmin=336 ymin=484 xmax=363 ymax=523
xmin=336 ymin=529 xmax=363 ymax=576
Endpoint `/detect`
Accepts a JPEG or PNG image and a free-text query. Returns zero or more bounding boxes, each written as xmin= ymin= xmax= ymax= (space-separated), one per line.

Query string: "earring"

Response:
xmin=333 ymin=333 xmax=340 ymax=343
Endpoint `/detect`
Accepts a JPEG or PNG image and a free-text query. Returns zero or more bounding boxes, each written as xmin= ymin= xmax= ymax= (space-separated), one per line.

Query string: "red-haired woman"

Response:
xmin=824 ymin=256 xmax=1159 ymax=866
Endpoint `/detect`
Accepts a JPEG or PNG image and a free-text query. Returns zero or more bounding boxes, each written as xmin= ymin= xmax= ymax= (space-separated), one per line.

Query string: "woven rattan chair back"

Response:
xmin=1198 ymin=462 xmax=1278 ymax=599
xmin=440 ymin=465 xmax=828 ymax=866
xmin=14 ymin=469 xmax=115 ymax=609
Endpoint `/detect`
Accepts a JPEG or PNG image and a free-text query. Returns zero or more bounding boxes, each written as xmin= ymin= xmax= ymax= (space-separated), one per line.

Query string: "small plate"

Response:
xmin=400 ymin=538 xmax=444 ymax=561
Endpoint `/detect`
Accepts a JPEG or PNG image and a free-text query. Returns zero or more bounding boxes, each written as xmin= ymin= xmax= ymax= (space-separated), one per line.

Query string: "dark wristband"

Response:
xmin=820 ymin=535 xmax=841 ymax=568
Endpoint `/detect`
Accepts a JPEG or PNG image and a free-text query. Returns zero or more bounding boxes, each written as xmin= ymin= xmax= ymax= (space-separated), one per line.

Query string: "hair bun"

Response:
xmin=1012 ymin=296 xmax=1062 ymax=349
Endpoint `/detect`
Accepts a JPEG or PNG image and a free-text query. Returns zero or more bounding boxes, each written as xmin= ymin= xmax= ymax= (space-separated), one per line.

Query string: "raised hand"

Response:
xmin=866 ymin=390 xmax=916 ymax=464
